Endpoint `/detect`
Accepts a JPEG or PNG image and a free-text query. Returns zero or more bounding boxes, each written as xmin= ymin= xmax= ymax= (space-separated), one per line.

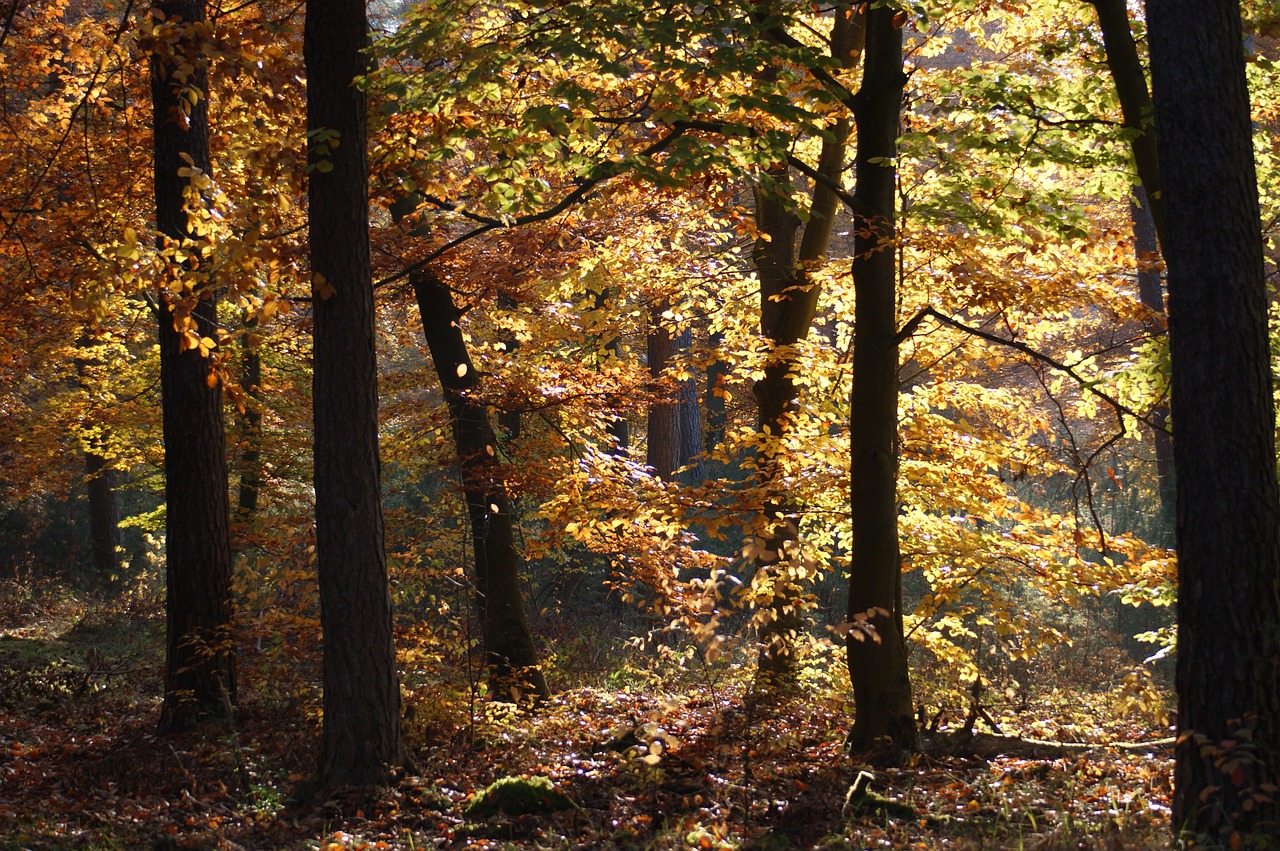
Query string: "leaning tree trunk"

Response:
xmin=150 ymin=0 xmax=235 ymax=733
xmin=1147 ymin=0 xmax=1280 ymax=841
xmin=412 ymin=268 xmax=549 ymax=703
xmin=844 ymin=7 xmax=915 ymax=754
xmin=305 ymin=0 xmax=404 ymax=790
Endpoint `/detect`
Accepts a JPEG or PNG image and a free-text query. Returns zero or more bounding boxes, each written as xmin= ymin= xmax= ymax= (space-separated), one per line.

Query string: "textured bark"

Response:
xmin=150 ymin=0 xmax=235 ymax=733
xmin=1147 ymin=0 xmax=1280 ymax=840
xmin=646 ymin=306 xmax=704 ymax=482
xmin=752 ymin=8 xmax=863 ymax=677
xmin=1088 ymin=0 xmax=1165 ymax=249
xmin=844 ymin=8 xmax=915 ymax=753
xmin=413 ymin=269 xmax=549 ymax=703
xmin=306 ymin=0 xmax=404 ymax=789
xmin=705 ymin=331 xmax=728 ymax=450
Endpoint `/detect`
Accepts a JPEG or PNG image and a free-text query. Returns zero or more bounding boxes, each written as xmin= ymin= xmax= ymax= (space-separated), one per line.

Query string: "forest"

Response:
xmin=1 ymin=0 xmax=1278 ymax=848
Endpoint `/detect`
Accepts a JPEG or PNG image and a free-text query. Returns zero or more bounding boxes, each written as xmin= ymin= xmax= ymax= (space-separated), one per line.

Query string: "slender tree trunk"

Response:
xmin=705 ymin=331 xmax=727 ymax=450
xmin=236 ymin=319 xmax=263 ymax=520
xmin=751 ymin=8 xmax=863 ymax=677
xmin=305 ymin=0 xmax=404 ymax=789
xmin=150 ymin=0 xmax=235 ymax=733
xmin=646 ymin=306 xmax=704 ymax=482
xmin=85 ymin=447 xmax=121 ymax=577
xmin=76 ymin=336 xmax=122 ymax=578
xmin=412 ymin=269 xmax=550 ymax=702
xmin=1088 ymin=0 xmax=1166 ymax=249
xmin=845 ymin=7 xmax=915 ymax=754
xmin=1147 ymin=0 xmax=1280 ymax=840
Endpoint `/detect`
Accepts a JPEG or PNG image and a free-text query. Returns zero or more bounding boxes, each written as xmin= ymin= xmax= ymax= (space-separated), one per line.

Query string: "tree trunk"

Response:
xmin=1088 ymin=0 xmax=1166 ymax=249
xmin=236 ymin=319 xmax=263 ymax=520
xmin=751 ymin=8 xmax=862 ymax=677
xmin=76 ymin=336 xmax=122 ymax=579
xmin=85 ymin=448 xmax=121 ymax=577
xmin=412 ymin=269 xmax=550 ymax=702
xmin=1147 ymin=0 xmax=1280 ymax=840
xmin=844 ymin=7 xmax=915 ymax=754
xmin=305 ymin=0 xmax=404 ymax=789
xmin=150 ymin=0 xmax=235 ymax=733
xmin=646 ymin=306 xmax=704 ymax=482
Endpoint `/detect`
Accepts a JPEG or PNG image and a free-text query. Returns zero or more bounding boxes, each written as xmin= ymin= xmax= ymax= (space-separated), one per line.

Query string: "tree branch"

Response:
xmin=896 ymin=307 xmax=1169 ymax=434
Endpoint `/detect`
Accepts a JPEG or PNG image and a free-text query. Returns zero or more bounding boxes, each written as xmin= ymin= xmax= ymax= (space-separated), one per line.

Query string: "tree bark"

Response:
xmin=845 ymin=7 xmax=915 ymax=754
xmin=150 ymin=0 xmax=235 ymax=733
xmin=646 ymin=306 xmax=704 ymax=482
xmin=752 ymin=7 xmax=863 ymax=678
xmin=1088 ymin=0 xmax=1166 ymax=249
xmin=1147 ymin=0 xmax=1280 ymax=840
xmin=305 ymin=0 xmax=404 ymax=789
xmin=412 ymin=268 xmax=550 ymax=703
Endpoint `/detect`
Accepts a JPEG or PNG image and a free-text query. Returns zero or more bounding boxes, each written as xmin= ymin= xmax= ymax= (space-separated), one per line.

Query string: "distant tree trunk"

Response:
xmin=236 ymin=319 xmax=263 ymax=521
xmin=75 ymin=336 xmax=122 ymax=578
xmin=85 ymin=446 xmax=121 ymax=577
xmin=412 ymin=268 xmax=549 ymax=702
xmin=305 ymin=0 xmax=404 ymax=789
xmin=705 ymin=331 xmax=727 ymax=450
xmin=646 ymin=306 xmax=704 ymax=482
xmin=845 ymin=7 xmax=915 ymax=754
xmin=751 ymin=8 xmax=863 ymax=678
xmin=1129 ymin=188 xmax=1175 ymax=531
xmin=1147 ymin=0 xmax=1280 ymax=840
xmin=150 ymin=0 xmax=235 ymax=733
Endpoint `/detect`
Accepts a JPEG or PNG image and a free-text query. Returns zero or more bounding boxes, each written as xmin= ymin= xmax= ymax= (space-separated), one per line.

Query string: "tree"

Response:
xmin=411 ymin=266 xmax=550 ymax=702
xmin=844 ymin=5 xmax=915 ymax=753
xmin=1146 ymin=0 xmax=1280 ymax=840
xmin=305 ymin=0 xmax=404 ymax=788
xmin=646 ymin=306 xmax=704 ymax=482
xmin=149 ymin=0 xmax=236 ymax=733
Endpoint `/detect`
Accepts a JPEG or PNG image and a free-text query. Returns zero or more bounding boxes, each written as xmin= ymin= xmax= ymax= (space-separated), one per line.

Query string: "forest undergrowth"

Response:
xmin=0 ymin=577 xmax=1174 ymax=850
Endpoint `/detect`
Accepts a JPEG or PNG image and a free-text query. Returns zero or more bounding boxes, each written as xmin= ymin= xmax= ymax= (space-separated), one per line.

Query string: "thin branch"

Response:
xmin=896 ymin=307 xmax=1169 ymax=435
xmin=373 ymin=125 xmax=691 ymax=289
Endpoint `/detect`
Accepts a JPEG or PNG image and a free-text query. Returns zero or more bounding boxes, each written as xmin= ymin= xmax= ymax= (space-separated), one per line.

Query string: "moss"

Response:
xmin=464 ymin=775 xmax=575 ymax=817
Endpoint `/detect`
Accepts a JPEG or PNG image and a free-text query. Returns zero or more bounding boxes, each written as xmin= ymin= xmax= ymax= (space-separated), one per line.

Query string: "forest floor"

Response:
xmin=0 ymin=580 xmax=1175 ymax=850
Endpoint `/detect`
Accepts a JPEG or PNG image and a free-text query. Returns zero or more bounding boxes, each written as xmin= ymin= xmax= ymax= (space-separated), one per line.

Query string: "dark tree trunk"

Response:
xmin=85 ymin=447 xmax=121 ymax=577
xmin=646 ymin=306 xmax=704 ymax=482
xmin=844 ymin=7 xmax=915 ymax=754
xmin=412 ymin=269 xmax=549 ymax=702
xmin=150 ymin=0 xmax=235 ymax=733
xmin=1147 ymin=0 xmax=1280 ymax=840
xmin=1089 ymin=0 xmax=1166 ymax=248
xmin=705 ymin=331 xmax=728 ymax=450
xmin=76 ymin=337 xmax=122 ymax=578
xmin=751 ymin=9 xmax=862 ymax=677
xmin=236 ymin=321 xmax=263 ymax=520
xmin=305 ymin=0 xmax=404 ymax=789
